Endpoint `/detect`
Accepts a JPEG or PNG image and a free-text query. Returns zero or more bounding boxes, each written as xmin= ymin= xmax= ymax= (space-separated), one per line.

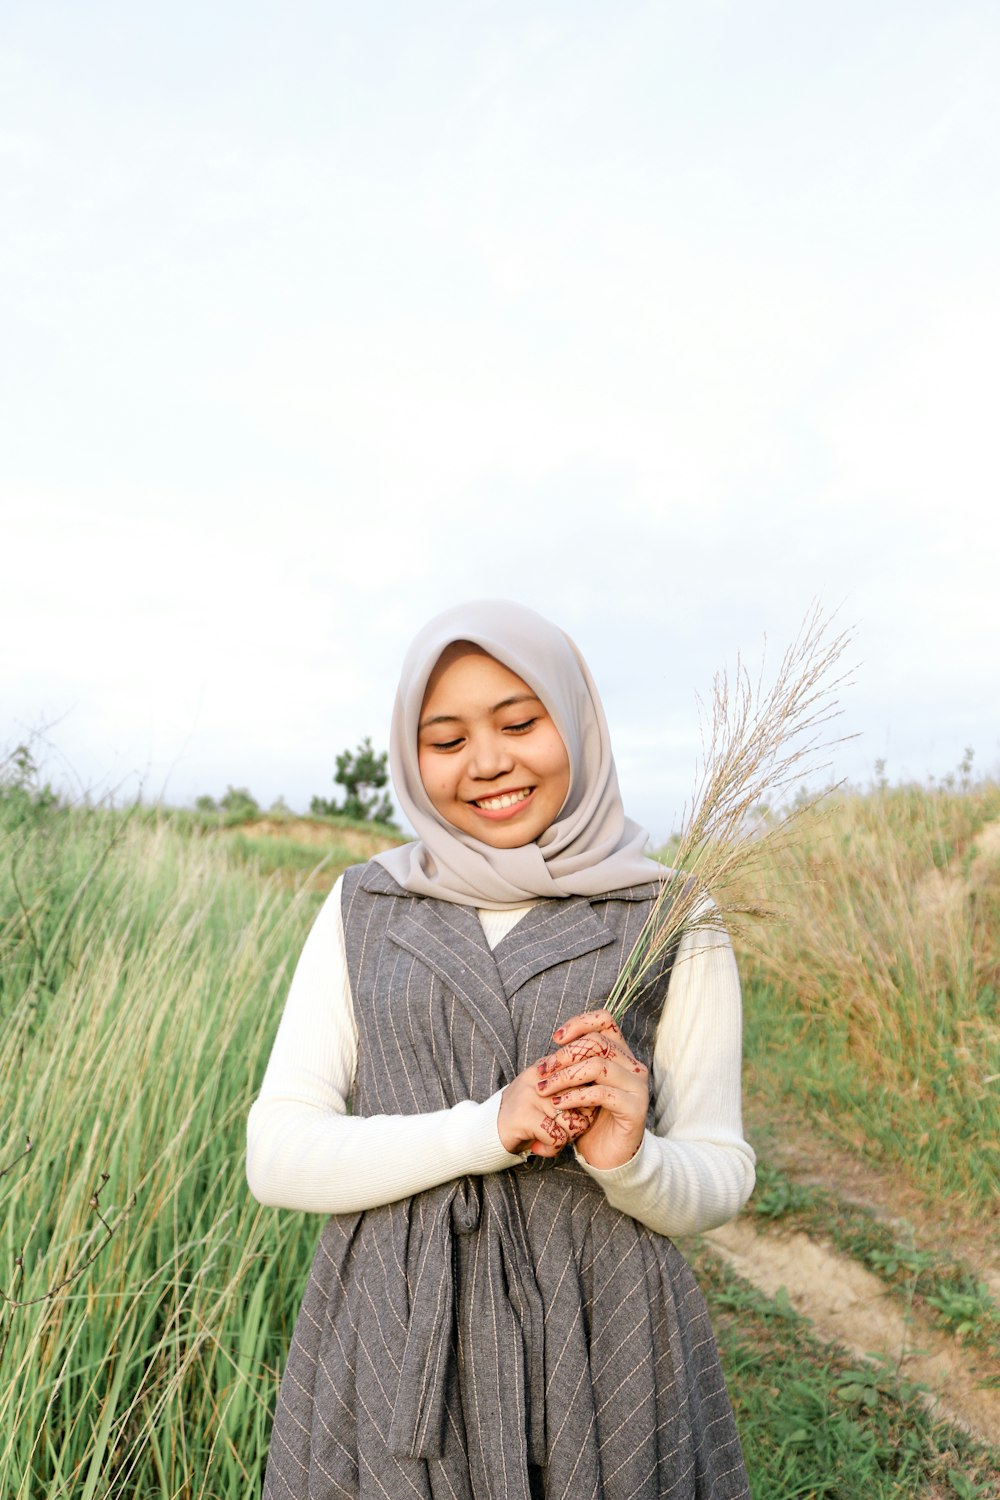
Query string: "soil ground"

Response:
xmin=703 ymin=1095 xmax=1000 ymax=1447
xmin=701 ymin=1218 xmax=1000 ymax=1445
xmin=744 ymin=1097 xmax=1000 ymax=1291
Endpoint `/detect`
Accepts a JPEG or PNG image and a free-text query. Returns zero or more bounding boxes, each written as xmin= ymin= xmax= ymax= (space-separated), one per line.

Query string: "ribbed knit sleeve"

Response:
xmin=246 ymin=880 xmax=754 ymax=1232
xmin=245 ymin=876 xmax=525 ymax=1213
xmin=573 ymin=920 xmax=756 ymax=1235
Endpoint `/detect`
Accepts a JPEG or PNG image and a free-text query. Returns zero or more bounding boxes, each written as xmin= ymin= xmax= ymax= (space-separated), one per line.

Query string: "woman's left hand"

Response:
xmin=536 ymin=1009 xmax=649 ymax=1171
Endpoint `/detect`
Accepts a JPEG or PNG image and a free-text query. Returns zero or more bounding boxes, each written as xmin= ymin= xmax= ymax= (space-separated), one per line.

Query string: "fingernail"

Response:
xmin=550 ymin=1095 xmax=563 ymax=1106
xmin=552 ymin=1026 xmax=566 ymax=1040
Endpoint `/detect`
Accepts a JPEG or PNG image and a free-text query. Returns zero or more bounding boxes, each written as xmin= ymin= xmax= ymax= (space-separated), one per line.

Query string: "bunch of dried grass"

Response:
xmin=607 ymin=606 xmax=854 ymax=1021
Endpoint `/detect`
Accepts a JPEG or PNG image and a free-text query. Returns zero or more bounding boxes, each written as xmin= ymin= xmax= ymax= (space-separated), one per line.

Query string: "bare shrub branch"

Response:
xmin=0 ymin=1157 xmax=137 ymax=1370
xmin=0 ymin=1134 xmax=33 ymax=1183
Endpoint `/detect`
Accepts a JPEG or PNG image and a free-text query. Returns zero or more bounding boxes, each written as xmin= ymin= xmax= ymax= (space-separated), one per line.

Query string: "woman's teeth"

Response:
xmin=474 ymin=788 xmax=532 ymax=811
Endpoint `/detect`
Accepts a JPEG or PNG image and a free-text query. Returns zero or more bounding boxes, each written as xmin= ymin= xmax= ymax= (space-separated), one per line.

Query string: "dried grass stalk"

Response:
xmin=607 ymin=606 xmax=854 ymax=1020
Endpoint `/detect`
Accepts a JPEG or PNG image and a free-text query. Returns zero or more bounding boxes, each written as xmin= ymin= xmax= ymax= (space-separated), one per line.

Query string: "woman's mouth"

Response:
xmin=470 ymin=787 xmax=534 ymax=817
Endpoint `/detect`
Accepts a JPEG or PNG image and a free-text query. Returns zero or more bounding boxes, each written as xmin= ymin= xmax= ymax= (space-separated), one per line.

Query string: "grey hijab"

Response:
xmin=374 ymin=600 xmax=663 ymax=908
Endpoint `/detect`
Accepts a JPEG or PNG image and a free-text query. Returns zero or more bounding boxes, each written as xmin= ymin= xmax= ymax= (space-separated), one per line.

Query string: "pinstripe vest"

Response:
xmin=262 ymin=861 xmax=750 ymax=1500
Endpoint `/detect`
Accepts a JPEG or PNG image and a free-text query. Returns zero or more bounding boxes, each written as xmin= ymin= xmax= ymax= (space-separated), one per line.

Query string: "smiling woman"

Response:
xmin=416 ymin=642 xmax=572 ymax=847
xmin=248 ymin=599 xmax=754 ymax=1500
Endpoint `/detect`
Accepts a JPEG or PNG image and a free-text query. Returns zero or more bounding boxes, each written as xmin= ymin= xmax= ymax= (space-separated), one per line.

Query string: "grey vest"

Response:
xmin=263 ymin=862 xmax=749 ymax=1500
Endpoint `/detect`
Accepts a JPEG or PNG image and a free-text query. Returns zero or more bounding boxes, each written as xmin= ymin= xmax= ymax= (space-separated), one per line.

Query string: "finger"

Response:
xmin=556 ymin=1106 xmax=593 ymax=1137
xmin=530 ymin=1116 xmax=578 ymax=1146
xmin=537 ymin=1113 xmax=572 ymax=1147
xmin=550 ymin=1084 xmax=634 ymax=1113
xmin=529 ymin=1138 xmax=562 ymax=1157
xmin=538 ymin=1055 xmax=613 ymax=1092
xmin=552 ymin=1009 xmax=623 ymax=1044
xmin=534 ymin=1089 xmax=584 ymax=1122
xmin=544 ymin=1062 xmax=648 ymax=1112
xmin=537 ymin=1032 xmax=635 ymax=1078
xmin=540 ymin=1053 xmax=647 ymax=1092
xmin=537 ymin=1035 xmax=617 ymax=1076
xmin=528 ymin=1105 xmax=592 ymax=1155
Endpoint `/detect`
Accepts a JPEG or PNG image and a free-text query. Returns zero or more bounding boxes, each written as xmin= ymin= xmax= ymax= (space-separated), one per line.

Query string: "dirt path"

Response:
xmin=703 ymin=1216 xmax=1000 ymax=1447
xmin=742 ymin=1094 xmax=1000 ymax=1295
xmin=715 ymin=815 xmax=1000 ymax=1449
xmin=736 ymin=1087 xmax=1000 ymax=1447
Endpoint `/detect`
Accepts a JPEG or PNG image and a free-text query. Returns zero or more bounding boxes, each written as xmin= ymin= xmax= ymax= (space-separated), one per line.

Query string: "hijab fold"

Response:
xmin=374 ymin=601 xmax=663 ymax=909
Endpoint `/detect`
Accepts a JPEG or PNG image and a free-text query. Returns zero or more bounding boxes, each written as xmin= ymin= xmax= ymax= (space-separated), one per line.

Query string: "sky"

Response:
xmin=2 ymin=1 xmax=998 ymax=843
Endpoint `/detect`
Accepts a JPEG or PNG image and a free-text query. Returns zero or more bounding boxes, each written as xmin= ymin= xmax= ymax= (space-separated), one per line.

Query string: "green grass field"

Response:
xmin=739 ymin=779 xmax=1000 ymax=1211
xmin=1 ymin=775 xmax=997 ymax=1496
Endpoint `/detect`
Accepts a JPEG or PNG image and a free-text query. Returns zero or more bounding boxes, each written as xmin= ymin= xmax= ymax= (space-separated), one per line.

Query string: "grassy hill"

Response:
xmin=211 ymin=811 xmax=405 ymax=890
xmin=0 ymin=783 xmax=997 ymax=1496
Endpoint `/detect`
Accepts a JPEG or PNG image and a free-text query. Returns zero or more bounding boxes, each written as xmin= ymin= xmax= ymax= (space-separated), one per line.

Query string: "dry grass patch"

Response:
xmin=738 ymin=780 xmax=1000 ymax=1211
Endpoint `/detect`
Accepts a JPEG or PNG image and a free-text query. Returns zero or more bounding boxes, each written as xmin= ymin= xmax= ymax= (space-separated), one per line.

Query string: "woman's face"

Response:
xmin=417 ymin=644 xmax=571 ymax=848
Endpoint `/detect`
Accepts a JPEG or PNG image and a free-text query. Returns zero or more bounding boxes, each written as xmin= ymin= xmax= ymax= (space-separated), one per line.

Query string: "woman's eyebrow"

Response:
xmin=418 ymin=694 xmax=541 ymax=732
xmin=419 ymin=713 xmax=462 ymax=730
xmin=492 ymin=693 xmax=541 ymax=713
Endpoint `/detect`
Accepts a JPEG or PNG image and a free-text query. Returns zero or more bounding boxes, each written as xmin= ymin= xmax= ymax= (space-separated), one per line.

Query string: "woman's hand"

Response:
xmin=498 ymin=1062 xmax=593 ymax=1157
xmin=535 ymin=1009 xmax=649 ymax=1170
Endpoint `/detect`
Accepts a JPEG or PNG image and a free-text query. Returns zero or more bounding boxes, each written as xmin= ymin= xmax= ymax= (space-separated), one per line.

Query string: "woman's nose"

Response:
xmin=468 ymin=734 xmax=514 ymax=780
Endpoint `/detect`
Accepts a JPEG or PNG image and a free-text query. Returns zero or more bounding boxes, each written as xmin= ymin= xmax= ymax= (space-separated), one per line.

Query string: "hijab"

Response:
xmin=374 ymin=600 xmax=663 ymax=908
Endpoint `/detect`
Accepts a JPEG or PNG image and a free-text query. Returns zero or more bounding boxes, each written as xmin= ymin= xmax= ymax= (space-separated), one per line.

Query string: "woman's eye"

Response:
xmin=505 ymin=719 xmax=537 ymax=734
xmin=430 ymin=737 xmax=463 ymax=751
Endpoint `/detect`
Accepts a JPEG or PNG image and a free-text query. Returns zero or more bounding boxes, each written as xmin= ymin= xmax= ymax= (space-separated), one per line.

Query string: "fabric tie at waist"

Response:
xmin=387 ymin=1173 xmax=546 ymax=1490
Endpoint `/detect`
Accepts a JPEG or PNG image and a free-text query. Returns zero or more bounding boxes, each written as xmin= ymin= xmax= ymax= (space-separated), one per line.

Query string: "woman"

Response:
xmin=248 ymin=599 xmax=755 ymax=1498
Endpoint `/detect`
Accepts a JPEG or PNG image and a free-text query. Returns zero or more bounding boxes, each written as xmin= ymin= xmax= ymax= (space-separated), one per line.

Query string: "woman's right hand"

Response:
xmin=498 ymin=1062 xmax=593 ymax=1157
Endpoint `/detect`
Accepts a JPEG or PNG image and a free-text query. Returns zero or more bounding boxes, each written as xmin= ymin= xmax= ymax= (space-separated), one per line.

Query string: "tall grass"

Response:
xmin=738 ymin=777 xmax=1000 ymax=1209
xmin=609 ymin=607 xmax=853 ymax=1019
xmin=0 ymin=798 xmax=323 ymax=1497
xmin=2 ymin=777 xmax=997 ymax=1495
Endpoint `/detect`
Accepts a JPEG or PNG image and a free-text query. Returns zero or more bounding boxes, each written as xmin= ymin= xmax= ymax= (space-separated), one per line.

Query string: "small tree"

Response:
xmin=0 ymin=742 xmax=59 ymax=822
xmin=219 ymin=786 xmax=260 ymax=824
xmin=311 ymin=738 xmax=395 ymax=825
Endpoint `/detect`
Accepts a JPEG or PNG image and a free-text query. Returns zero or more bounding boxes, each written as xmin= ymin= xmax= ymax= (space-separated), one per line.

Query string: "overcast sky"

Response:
xmin=3 ymin=1 xmax=998 ymax=842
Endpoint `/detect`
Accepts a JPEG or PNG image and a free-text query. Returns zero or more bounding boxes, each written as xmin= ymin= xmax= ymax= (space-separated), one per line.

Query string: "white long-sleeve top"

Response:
xmin=246 ymin=875 xmax=755 ymax=1237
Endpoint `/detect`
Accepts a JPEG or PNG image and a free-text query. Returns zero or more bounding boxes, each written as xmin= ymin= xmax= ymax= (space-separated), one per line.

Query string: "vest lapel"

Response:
xmin=379 ymin=887 xmax=520 ymax=1081
xmin=491 ymin=897 xmax=618 ymax=997
xmin=357 ymin=863 xmax=660 ymax=1077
